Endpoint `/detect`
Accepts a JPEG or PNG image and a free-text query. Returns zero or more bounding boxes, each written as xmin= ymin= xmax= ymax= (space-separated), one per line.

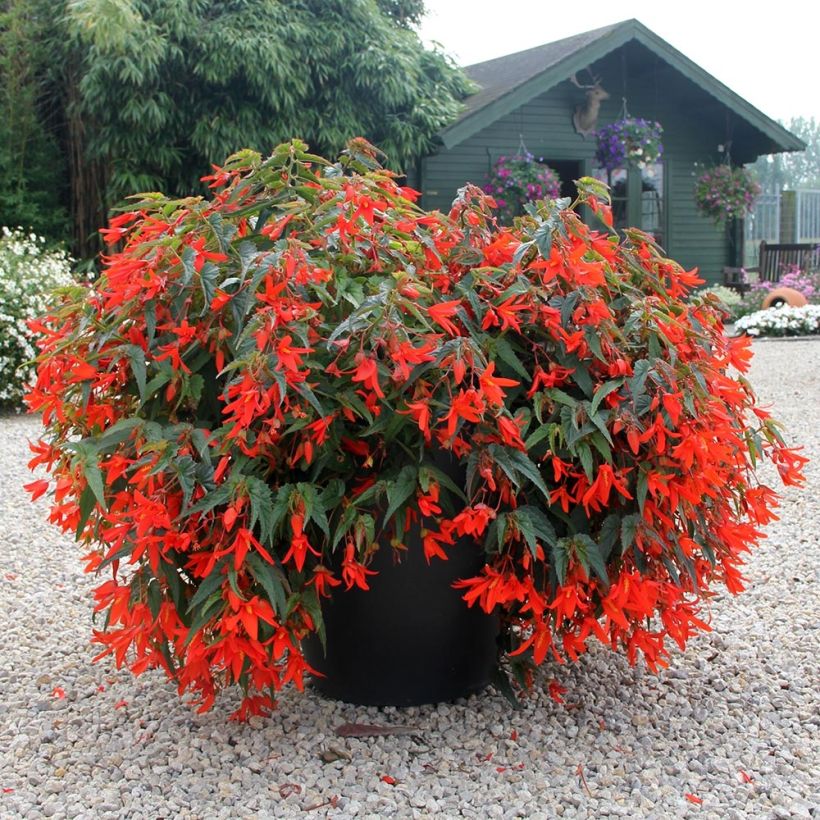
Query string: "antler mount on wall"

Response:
xmin=571 ymin=70 xmax=609 ymax=138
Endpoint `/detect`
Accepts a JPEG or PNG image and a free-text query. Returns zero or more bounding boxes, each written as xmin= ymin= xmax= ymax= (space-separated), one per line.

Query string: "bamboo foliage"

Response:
xmin=2 ymin=0 xmax=475 ymax=257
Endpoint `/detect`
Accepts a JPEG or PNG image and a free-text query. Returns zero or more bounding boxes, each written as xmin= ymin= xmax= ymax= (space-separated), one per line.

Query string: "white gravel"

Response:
xmin=1 ymin=340 xmax=818 ymax=820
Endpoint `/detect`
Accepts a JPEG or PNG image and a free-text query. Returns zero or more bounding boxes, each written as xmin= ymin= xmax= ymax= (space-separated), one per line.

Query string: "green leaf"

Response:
xmin=83 ymin=461 xmax=107 ymax=510
xmin=515 ymin=505 xmax=557 ymax=549
xmin=493 ymin=336 xmax=530 ymax=379
xmin=301 ymin=587 xmax=326 ymax=652
xmin=545 ymin=388 xmax=576 ymax=407
xmin=384 ymin=465 xmax=418 ymax=525
xmin=245 ymin=476 xmax=275 ymax=541
xmin=524 ymin=424 xmax=550 ymax=451
xmin=620 ymin=513 xmax=641 ymax=554
xmin=590 ymin=379 xmax=623 ymax=417
xmin=575 ymin=534 xmax=608 ymax=586
xmin=186 ymin=564 xmax=226 ymax=614
xmin=636 ymin=471 xmax=648 ymax=514
xmin=183 ymin=594 xmax=223 ymax=647
xmin=598 ymin=513 xmax=620 ymax=561
xmin=247 ymin=554 xmax=289 ymax=618
xmin=489 ymin=445 xmax=550 ymax=501
xmin=512 ymin=510 xmax=537 ymax=555
xmin=173 ymin=456 xmax=198 ymax=506
xmin=630 ymin=359 xmax=651 ymax=399
xmin=199 ymin=261 xmax=219 ymax=308
xmin=576 ymin=440 xmax=594 ymax=481
xmin=491 ymin=665 xmax=523 ymax=710
xmin=552 ymin=538 xmax=571 ymax=585
xmin=184 ymin=484 xmax=232 ymax=518
xmin=125 ymin=345 xmax=147 ymax=401
xmin=75 ymin=484 xmax=97 ymax=539
xmin=92 ymin=417 xmax=141 ymax=452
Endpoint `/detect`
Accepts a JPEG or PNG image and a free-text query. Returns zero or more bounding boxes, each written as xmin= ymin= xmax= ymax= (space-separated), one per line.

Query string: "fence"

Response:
xmin=795 ymin=190 xmax=820 ymax=243
xmin=744 ymin=193 xmax=780 ymax=268
xmin=744 ymin=189 xmax=820 ymax=267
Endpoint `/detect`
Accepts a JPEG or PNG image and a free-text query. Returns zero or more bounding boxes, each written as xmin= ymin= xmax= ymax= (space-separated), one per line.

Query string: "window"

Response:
xmin=592 ymin=163 xmax=666 ymax=248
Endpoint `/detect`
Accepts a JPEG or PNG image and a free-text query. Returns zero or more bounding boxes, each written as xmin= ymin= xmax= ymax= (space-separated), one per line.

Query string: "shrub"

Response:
xmin=735 ymin=304 xmax=820 ymax=337
xmin=25 ymin=141 xmax=805 ymax=719
xmin=0 ymin=228 xmax=74 ymax=408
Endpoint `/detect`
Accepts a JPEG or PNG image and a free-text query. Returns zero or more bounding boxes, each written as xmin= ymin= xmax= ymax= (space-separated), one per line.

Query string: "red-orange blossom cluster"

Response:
xmin=25 ymin=140 xmax=805 ymax=719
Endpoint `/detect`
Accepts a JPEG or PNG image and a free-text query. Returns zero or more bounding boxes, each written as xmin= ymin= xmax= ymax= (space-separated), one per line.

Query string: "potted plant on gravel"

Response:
xmin=25 ymin=139 xmax=805 ymax=720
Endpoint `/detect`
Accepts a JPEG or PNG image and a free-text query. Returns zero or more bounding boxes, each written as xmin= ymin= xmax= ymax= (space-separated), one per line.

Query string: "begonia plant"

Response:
xmin=25 ymin=139 xmax=805 ymax=719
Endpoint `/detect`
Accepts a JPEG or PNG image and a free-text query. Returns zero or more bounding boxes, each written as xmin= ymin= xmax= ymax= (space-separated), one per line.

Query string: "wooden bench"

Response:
xmin=723 ymin=241 xmax=820 ymax=294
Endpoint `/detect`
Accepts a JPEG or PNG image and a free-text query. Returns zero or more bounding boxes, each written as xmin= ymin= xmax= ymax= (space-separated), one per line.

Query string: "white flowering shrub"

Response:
xmin=734 ymin=304 xmax=820 ymax=338
xmin=0 ymin=227 xmax=75 ymax=408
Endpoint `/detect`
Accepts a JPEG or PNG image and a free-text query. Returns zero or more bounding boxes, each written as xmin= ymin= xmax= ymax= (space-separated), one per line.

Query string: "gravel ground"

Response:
xmin=1 ymin=340 xmax=818 ymax=820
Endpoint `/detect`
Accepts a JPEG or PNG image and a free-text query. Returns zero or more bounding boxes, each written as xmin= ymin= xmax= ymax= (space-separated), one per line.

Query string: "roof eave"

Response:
xmin=440 ymin=19 xmax=804 ymax=155
xmin=440 ymin=24 xmax=636 ymax=150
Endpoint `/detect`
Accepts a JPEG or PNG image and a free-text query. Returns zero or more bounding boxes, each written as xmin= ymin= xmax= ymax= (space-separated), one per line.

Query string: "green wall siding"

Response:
xmin=422 ymin=55 xmax=736 ymax=283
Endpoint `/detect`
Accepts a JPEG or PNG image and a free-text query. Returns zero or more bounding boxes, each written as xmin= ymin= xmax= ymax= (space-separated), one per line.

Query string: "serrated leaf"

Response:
xmin=620 ymin=513 xmax=641 ymax=554
xmin=576 ymin=440 xmax=594 ymax=481
xmin=247 ymin=553 xmax=289 ymax=617
xmin=493 ymin=337 xmax=529 ymax=379
xmin=186 ymin=565 xmax=226 ymax=616
xmin=598 ymin=513 xmax=620 ymax=561
xmin=125 ymin=345 xmax=147 ymax=401
xmin=199 ymin=261 xmax=219 ymax=308
xmin=384 ymin=465 xmax=418 ymax=525
xmin=245 ymin=476 xmax=275 ymax=541
xmin=575 ymin=534 xmax=608 ymax=586
xmin=83 ymin=461 xmax=106 ymax=510
xmin=552 ymin=538 xmax=570 ymax=585
xmin=512 ymin=510 xmax=537 ymax=555
xmin=590 ymin=379 xmax=623 ymax=417
xmin=637 ymin=471 xmax=648 ymax=514
xmin=630 ymin=359 xmax=651 ymax=398
xmin=75 ymin=484 xmax=97 ymax=539
xmin=489 ymin=445 xmax=550 ymax=501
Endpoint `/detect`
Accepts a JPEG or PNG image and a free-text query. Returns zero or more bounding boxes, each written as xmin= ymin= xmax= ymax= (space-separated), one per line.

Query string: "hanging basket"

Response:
xmin=595 ymin=118 xmax=663 ymax=172
xmin=484 ymin=153 xmax=561 ymax=223
xmin=694 ymin=164 xmax=761 ymax=224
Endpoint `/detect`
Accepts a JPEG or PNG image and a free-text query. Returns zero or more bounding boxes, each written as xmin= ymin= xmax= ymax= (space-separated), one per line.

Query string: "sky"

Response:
xmin=418 ymin=1 xmax=819 ymax=123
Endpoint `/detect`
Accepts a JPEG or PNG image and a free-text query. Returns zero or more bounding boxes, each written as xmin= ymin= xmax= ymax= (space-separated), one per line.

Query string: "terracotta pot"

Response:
xmin=762 ymin=287 xmax=808 ymax=309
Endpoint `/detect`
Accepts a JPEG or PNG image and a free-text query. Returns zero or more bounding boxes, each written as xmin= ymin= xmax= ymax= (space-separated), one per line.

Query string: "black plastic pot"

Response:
xmin=301 ymin=521 xmax=499 ymax=706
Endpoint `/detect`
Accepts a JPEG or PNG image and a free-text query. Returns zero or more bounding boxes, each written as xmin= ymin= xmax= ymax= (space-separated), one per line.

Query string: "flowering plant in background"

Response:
xmin=735 ymin=304 xmax=820 ymax=337
xmin=694 ymin=164 xmax=760 ymax=223
xmin=751 ymin=266 xmax=820 ymax=303
xmin=595 ymin=118 xmax=663 ymax=172
xmin=694 ymin=285 xmax=742 ymax=314
xmin=0 ymin=228 xmax=75 ymax=408
xmin=25 ymin=140 xmax=805 ymax=720
xmin=484 ymin=153 xmax=562 ymax=223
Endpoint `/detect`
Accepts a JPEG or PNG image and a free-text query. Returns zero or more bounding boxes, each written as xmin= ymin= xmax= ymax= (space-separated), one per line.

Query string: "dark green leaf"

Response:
xmin=620 ymin=513 xmax=641 ymax=554
xmin=384 ymin=465 xmax=418 ymax=525
xmin=590 ymin=378 xmax=623 ymax=417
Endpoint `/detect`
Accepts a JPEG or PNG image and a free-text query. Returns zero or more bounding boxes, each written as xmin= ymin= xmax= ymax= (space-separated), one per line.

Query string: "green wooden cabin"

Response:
xmin=410 ymin=19 xmax=803 ymax=283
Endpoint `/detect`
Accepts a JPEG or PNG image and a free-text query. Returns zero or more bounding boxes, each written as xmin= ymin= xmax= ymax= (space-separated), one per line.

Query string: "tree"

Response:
xmin=752 ymin=117 xmax=820 ymax=193
xmin=3 ymin=0 xmax=474 ymax=257
xmin=0 ymin=1 xmax=68 ymax=241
